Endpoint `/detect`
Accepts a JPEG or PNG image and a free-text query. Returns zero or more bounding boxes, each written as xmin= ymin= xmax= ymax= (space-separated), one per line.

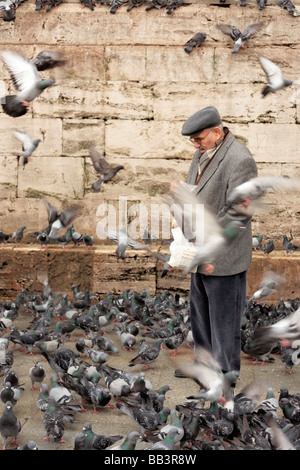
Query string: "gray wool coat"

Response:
xmin=186 ymin=129 xmax=258 ymax=276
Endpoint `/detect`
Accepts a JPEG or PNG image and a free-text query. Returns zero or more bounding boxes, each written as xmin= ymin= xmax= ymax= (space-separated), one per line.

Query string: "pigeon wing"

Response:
xmin=0 ymin=50 xmax=40 ymax=92
xmin=216 ymin=24 xmax=241 ymax=41
xmin=89 ymin=146 xmax=111 ymax=174
xmin=259 ymin=56 xmax=284 ymax=88
xmin=241 ymin=22 xmax=265 ymax=40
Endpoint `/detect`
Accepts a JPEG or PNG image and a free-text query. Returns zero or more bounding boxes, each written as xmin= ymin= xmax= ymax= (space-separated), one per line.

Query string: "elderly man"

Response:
xmin=171 ymin=106 xmax=257 ymax=381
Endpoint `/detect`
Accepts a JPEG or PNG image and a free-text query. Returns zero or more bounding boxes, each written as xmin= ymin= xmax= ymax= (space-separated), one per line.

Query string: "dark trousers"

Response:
xmin=190 ymin=271 xmax=247 ymax=375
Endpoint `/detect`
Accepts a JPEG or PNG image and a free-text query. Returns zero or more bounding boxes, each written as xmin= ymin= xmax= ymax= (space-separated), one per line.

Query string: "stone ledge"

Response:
xmin=0 ymin=246 xmax=298 ymax=301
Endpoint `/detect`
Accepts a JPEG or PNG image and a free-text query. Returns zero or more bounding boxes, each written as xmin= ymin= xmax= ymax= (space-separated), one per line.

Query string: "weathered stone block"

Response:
xmin=17 ymin=156 xmax=85 ymax=199
xmin=62 ymin=119 xmax=105 ymax=156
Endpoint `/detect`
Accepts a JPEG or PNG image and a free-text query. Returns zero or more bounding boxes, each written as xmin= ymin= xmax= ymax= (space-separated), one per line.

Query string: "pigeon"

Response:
xmin=79 ymin=0 xmax=95 ymax=9
xmin=43 ymin=199 xmax=80 ymax=239
xmin=95 ymin=332 xmax=119 ymax=355
xmin=177 ymin=347 xmax=239 ymax=404
xmin=0 ymin=230 xmax=11 ymax=245
xmin=256 ymin=387 xmax=279 ymax=418
xmin=259 ymin=56 xmax=295 ymax=97
xmin=145 ymin=0 xmax=168 ymax=10
xmin=12 ymin=226 xmax=26 ymax=247
xmin=41 ymin=348 xmax=80 ymax=377
xmin=32 ymin=50 xmax=66 ymax=72
xmin=226 ymin=175 xmax=300 ymax=213
xmin=276 ymin=0 xmax=300 ymax=16
xmin=256 ymin=0 xmax=267 ymax=9
xmin=245 ymin=306 xmax=300 ymax=357
xmin=17 ymin=440 xmax=39 ymax=450
xmin=13 ymin=130 xmax=41 ymax=166
xmin=281 ymin=346 xmax=300 ymax=374
xmin=143 ymin=428 xmax=180 ymax=450
xmin=0 ymin=50 xmax=56 ymax=117
xmin=184 ymin=32 xmax=207 ymax=54
xmin=105 ymin=226 xmax=146 ymax=260
xmin=0 ymin=401 xmax=22 ymax=449
xmin=233 ymin=381 xmax=265 ymax=415
xmin=107 ymin=431 xmax=142 ymax=450
xmin=89 ymin=146 xmax=124 ymax=192
xmin=109 ymin=0 xmax=126 ymax=13
xmin=0 ymin=382 xmax=24 ymax=407
xmin=29 ymin=362 xmax=46 ymax=390
xmin=165 ymin=183 xmax=245 ymax=275
xmin=128 ymin=339 xmax=163 ymax=369
xmin=216 ymin=22 xmax=265 ymax=54
xmin=279 ymin=397 xmax=300 ymax=424
xmin=146 ymin=250 xmax=172 ymax=278
xmin=76 ymin=422 xmax=122 ymax=450
xmin=0 ymin=0 xmax=15 ymax=21
xmin=126 ymin=0 xmax=144 ymax=10
xmin=258 ymin=239 xmax=275 ymax=257
xmin=156 ymin=409 xmax=184 ymax=443
xmin=42 ymin=396 xmax=65 ymax=443
xmin=83 ymin=234 xmax=94 ymax=250
xmin=248 ymin=271 xmax=283 ymax=302
xmin=115 ymin=401 xmax=162 ymax=435
xmin=282 ymin=235 xmax=299 ymax=256
xmin=268 ymin=417 xmax=296 ymax=450
xmin=252 ymin=233 xmax=264 ymax=250
xmin=166 ymin=0 xmax=182 ymax=14
xmin=114 ymin=325 xmax=136 ymax=351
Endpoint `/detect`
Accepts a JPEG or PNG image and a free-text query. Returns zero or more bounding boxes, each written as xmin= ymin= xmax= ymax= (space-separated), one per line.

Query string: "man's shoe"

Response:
xmin=174 ymin=369 xmax=188 ymax=378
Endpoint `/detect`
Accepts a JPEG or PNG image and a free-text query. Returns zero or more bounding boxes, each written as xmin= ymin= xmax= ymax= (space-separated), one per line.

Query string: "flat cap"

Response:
xmin=181 ymin=106 xmax=222 ymax=137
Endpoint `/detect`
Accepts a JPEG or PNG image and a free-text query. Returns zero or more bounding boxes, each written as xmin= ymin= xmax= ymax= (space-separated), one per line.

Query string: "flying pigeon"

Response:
xmin=13 ymin=130 xmax=41 ymax=166
xmin=43 ymin=199 xmax=80 ymax=239
xmin=164 ymin=183 xmax=245 ymax=275
xmin=177 ymin=347 xmax=239 ymax=404
xmin=89 ymin=146 xmax=124 ymax=192
xmin=184 ymin=32 xmax=207 ymax=54
xmin=259 ymin=56 xmax=295 ymax=97
xmin=32 ymin=50 xmax=67 ymax=71
xmin=105 ymin=226 xmax=146 ymax=259
xmin=226 ymin=175 xmax=300 ymax=214
xmin=276 ymin=0 xmax=300 ymax=16
xmin=248 ymin=271 xmax=284 ymax=302
xmin=216 ymin=22 xmax=265 ymax=54
xmin=0 ymin=50 xmax=56 ymax=117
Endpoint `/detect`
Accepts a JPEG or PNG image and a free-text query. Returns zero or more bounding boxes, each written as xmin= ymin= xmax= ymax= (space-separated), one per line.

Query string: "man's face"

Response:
xmin=189 ymin=127 xmax=222 ymax=154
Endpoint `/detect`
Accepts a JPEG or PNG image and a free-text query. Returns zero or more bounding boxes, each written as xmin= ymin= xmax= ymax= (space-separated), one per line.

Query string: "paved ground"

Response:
xmin=0 ymin=303 xmax=299 ymax=452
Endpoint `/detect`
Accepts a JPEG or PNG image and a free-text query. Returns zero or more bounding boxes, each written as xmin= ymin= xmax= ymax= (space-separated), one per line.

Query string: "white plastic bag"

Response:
xmin=168 ymin=226 xmax=198 ymax=273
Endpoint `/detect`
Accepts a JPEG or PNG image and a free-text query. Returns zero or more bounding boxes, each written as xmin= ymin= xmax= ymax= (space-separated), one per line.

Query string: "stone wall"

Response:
xmin=0 ymin=0 xmax=300 ymax=251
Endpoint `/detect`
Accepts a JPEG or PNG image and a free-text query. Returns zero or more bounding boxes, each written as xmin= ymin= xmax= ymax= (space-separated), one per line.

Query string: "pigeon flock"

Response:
xmin=0 ymin=279 xmax=298 ymax=450
xmin=0 ymin=0 xmax=299 ymax=454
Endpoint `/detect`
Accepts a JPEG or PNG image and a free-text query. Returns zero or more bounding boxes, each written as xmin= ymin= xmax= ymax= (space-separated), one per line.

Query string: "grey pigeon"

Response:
xmin=248 ymin=271 xmax=283 ymax=302
xmin=256 ymin=387 xmax=279 ymax=418
xmin=145 ymin=0 xmax=167 ymax=10
xmin=259 ymin=56 xmax=295 ymax=97
xmin=184 ymin=32 xmax=207 ymax=54
xmin=17 ymin=440 xmax=38 ymax=450
xmin=44 ymin=199 xmax=80 ymax=239
xmin=116 ymin=401 xmax=162 ymax=435
xmin=0 ymin=0 xmax=15 ymax=21
xmin=13 ymin=130 xmax=41 ymax=166
xmin=12 ymin=226 xmax=26 ymax=246
xmin=0 ymin=401 xmax=22 ymax=449
xmin=29 ymin=361 xmax=46 ymax=391
xmin=128 ymin=339 xmax=163 ymax=369
xmin=226 ymin=175 xmax=300 ymax=214
xmin=276 ymin=0 xmax=299 ymax=16
xmin=89 ymin=146 xmax=124 ymax=192
xmin=217 ymin=22 xmax=265 ymax=54
xmin=156 ymin=409 xmax=184 ymax=443
xmin=252 ymin=233 xmax=264 ymax=250
xmin=0 ymin=50 xmax=56 ymax=117
xmin=114 ymin=325 xmax=136 ymax=351
xmin=177 ymin=347 xmax=239 ymax=405
xmin=83 ymin=234 xmax=94 ymax=250
xmin=166 ymin=0 xmax=182 ymax=14
xmin=42 ymin=396 xmax=65 ymax=443
xmin=256 ymin=0 xmax=266 ymax=9
xmin=80 ymin=0 xmax=95 ymax=9
xmin=108 ymin=430 xmax=142 ymax=450
xmin=144 ymin=428 xmax=179 ymax=450
xmin=33 ymin=50 xmax=66 ymax=71
xmin=126 ymin=0 xmax=144 ymax=10
xmin=282 ymin=234 xmax=299 ymax=256
xmin=257 ymin=238 xmax=275 ymax=256
xmin=105 ymin=226 xmax=146 ymax=259
xmin=109 ymin=0 xmax=127 ymax=13
xmin=0 ymin=382 xmax=24 ymax=407
xmin=77 ymin=422 xmax=122 ymax=450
